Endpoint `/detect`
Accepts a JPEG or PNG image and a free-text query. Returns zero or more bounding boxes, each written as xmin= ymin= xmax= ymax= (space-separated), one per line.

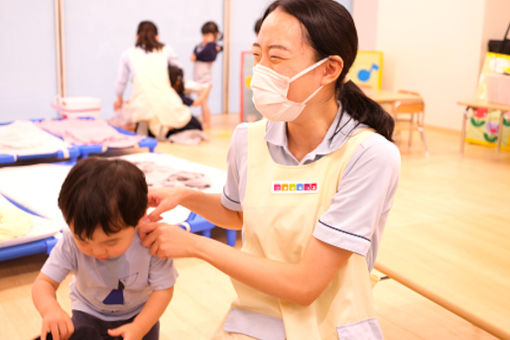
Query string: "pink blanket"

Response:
xmin=37 ymin=118 xmax=142 ymax=148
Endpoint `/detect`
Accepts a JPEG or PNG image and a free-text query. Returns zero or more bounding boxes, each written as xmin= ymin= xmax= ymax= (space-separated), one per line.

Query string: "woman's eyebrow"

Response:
xmin=268 ymin=44 xmax=290 ymax=52
xmin=252 ymin=42 xmax=290 ymax=52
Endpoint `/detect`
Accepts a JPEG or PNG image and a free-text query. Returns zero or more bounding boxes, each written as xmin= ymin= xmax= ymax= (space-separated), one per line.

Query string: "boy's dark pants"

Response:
xmin=35 ymin=310 xmax=160 ymax=340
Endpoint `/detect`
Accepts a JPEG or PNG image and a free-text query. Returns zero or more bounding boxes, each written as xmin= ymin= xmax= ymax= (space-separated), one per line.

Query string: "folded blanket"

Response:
xmin=37 ymin=118 xmax=142 ymax=148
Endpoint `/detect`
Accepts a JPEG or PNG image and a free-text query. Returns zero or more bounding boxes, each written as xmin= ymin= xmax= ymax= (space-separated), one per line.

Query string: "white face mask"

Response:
xmin=250 ymin=58 xmax=328 ymax=122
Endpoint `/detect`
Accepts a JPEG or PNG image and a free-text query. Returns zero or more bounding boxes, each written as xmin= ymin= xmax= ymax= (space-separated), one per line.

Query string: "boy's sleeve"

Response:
xmin=40 ymin=229 xmax=77 ymax=283
xmin=148 ymin=256 xmax=178 ymax=291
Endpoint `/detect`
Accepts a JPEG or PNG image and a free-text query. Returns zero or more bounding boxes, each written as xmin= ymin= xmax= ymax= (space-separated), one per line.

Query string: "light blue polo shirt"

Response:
xmin=221 ymin=105 xmax=401 ymax=271
xmin=41 ymin=227 xmax=178 ymax=321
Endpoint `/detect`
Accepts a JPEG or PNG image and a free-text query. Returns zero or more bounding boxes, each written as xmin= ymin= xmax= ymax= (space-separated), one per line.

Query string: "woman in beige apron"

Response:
xmin=114 ymin=21 xmax=191 ymax=137
xmin=139 ymin=1 xmax=400 ymax=339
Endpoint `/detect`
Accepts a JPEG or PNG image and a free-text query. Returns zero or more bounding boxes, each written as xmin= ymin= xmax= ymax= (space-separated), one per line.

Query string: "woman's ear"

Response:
xmin=321 ymin=56 xmax=344 ymax=86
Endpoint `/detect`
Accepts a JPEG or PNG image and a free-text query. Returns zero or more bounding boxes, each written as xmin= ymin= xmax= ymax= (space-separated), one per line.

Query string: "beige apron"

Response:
xmin=127 ymin=46 xmax=191 ymax=135
xmin=226 ymin=120 xmax=382 ymax=340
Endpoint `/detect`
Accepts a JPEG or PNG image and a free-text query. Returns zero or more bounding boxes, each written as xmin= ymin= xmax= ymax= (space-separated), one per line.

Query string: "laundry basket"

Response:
xmin=53 ymin=96 xmax=102 ymax=119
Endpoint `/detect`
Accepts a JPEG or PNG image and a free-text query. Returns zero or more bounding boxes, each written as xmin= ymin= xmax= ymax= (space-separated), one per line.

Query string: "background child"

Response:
xmin=169 ymin=65 xmax=211 ymax=111
xmin=190 ymin=21 xmax=223 ymax=129
xmin=32 ymin=157 xmax=177 ymax=340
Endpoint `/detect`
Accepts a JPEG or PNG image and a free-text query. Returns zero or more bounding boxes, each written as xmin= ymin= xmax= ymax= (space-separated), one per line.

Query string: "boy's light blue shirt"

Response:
xmin=41 ymin=227 xmax=178 ymax=321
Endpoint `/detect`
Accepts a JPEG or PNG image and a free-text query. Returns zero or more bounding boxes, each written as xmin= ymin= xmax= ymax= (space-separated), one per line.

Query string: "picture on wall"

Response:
xmin=347 ymin=50 xmax=383 ymax=90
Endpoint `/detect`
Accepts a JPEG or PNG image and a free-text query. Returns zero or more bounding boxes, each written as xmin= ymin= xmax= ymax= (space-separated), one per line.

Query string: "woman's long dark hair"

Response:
xmin=136 ymin=21 xmax=164 ymax=53
xmin=262 ymin=0 xmax=394 ymax=141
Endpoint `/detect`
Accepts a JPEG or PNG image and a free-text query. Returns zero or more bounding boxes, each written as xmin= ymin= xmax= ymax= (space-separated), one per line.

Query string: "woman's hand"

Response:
xmin=146 ymin=187 xmax=188 ymax=222
xmin=139 ymin=222 xmax=197 ymax=258
xmin=113 ymin=98 xmax=123 ymax=111
xmin=113 ymin=100 xmax=122 ymax=111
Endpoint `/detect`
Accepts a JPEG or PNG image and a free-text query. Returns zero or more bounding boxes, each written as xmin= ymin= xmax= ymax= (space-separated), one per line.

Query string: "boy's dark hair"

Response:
xmin=168 ymin=65 xmax=185 ymax=95
xmin=58 ymin=157 xmax=148 ymax=240
xmin=201 ymin=21 xmax=220 ymax=35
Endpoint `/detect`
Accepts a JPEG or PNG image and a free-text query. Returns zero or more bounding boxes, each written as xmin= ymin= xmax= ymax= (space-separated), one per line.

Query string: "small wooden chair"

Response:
xmin=392 ymin=90 xmax=430 ymax=157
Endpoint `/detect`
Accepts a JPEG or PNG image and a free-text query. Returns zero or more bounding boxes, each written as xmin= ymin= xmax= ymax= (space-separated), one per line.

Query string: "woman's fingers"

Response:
xmin=150 ymin=239 xmax=161 ymax=257
xmin=138 ymin=220 xmax=156 ymax=239
xmin=140 ymin=224 xmax=160 ymax=247
xmin=147 ymin=192 xmax=162 ymax=207
xmin=147 ymin=205 xmax=166 ymax=222
xmin=140 ymin=222 xmax=194 ymax=258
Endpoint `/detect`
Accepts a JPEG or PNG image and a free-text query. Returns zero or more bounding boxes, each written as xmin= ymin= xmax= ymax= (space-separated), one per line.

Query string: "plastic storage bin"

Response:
xmin=53 ymin=96 xmax=102 ymax=119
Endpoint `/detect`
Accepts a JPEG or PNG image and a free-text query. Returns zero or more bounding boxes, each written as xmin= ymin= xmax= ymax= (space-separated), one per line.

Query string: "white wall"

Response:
xmin=352 ymin=0 xmax=378 ymax=50
xmin=229 ymin=0 xmax=274 ymax=115
xmin=375 ymin=0 xmax=486 ymax=130
xmin=480 ymin=0 xmax=510 ymax=71
xmin=0 ymin=0 xmax=57 ymax=121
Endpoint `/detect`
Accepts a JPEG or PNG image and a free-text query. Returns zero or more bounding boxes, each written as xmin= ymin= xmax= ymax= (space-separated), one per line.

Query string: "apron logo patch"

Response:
xmin=272 ymin=181 xmax=319 ymax=193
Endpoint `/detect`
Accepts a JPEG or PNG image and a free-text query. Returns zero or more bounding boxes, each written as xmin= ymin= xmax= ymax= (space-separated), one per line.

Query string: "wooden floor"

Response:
xmin=1 ymin=114 xmax=507 ymax=339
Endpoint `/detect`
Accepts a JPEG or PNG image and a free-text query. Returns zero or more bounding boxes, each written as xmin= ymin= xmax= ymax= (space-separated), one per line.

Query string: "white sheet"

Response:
xmin=0 ymin=153 xmax=226 ymax=230
xmin=0 ymin=163 xmax=71 ymax=221
xmin=0 ymin=195 xmax=64 ymax=249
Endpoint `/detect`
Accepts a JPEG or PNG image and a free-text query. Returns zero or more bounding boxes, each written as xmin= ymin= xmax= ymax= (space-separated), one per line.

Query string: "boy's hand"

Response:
xmin=40 ymin=307 xmax=74 ymax=340
xmin=108 ymin=322 xmax=145 ymax=340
